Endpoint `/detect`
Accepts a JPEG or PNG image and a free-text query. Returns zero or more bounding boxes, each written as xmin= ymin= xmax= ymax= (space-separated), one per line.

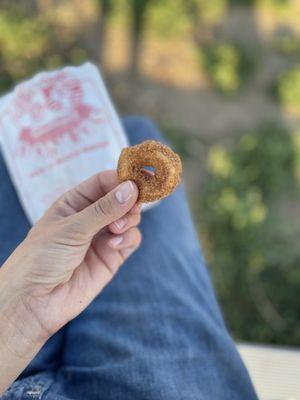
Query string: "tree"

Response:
xmin=183 ymin=0 xmax=227 ymax=47
xmin=76 ymin=0 xmax=113 ymax=65
xmin=96 ymin=0 xmax=113 ymax=64
xmin=129 ymin=0 xmax=152 ymax=78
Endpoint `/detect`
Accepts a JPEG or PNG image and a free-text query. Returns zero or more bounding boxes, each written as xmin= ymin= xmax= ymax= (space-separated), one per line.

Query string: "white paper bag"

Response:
xmin=0 ymin=63 xmax=129 ymax=223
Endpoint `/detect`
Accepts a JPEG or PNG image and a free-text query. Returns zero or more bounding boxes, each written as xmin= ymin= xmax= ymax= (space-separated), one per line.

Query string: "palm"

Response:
xmin=33 ymin=233 xmax=123 ymax=335
xmin=22 ymin=170 xmax=140 ymax=337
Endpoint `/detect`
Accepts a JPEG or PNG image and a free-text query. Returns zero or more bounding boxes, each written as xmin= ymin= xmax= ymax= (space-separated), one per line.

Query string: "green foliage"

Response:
xmin=272 ymin=27 xmax=300 ymax=55
xmin=0 ymin=6 xmax=90 ymax=94
xmin=146 ymin=0 xmax=190 ymax=38
xmin=163 ymin=127 xmax=198 ymax=159
xmin=198 ymin=122 xmax=300 ymax=345
xmin=145 ymin=0 xmax=228 ymax=39
xmin=276 ymin=66 xmax=300 ymax=114
xmin=0 ymin=13 xmax=46 ymax=61
xmin=228 ymin=0 xmax=256 ymax=5
xmin=183 ymin=0 xmax=228 ymax=25
xmin=257 ymin=0 xmax=292 ymax=15
xmin=200 ymin=42 xmax=254 ymax=95
xmin=0 ymin=9 xmax=50 ymax=86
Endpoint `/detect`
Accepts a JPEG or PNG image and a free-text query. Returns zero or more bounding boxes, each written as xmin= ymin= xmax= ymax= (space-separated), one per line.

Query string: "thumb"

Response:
xmin=71 ymin=181 xmax=139 ymax=237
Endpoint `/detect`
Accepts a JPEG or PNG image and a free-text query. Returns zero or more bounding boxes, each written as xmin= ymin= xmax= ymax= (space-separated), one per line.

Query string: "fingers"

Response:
xmin=108 ymin=211 xmax=141 ymax=234
xmin=108 ymin=227 xmax=142 ymax=251
xmin=109 ymin=227 xmax=142 ymax=263
xmin=52 ymin=170 xmax=119 ymax=217
xmin=91 ymin=227 xmax=142 ymax=277
xmin=71 ymin=180 xmax=139 ymax=237
xmin=130 ymin=203 xmax=142 ymax=215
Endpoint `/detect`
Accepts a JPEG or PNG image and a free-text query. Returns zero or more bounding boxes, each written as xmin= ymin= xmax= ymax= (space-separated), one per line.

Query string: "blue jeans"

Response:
xmin=0 ymin=117 xmax=258 ymax=399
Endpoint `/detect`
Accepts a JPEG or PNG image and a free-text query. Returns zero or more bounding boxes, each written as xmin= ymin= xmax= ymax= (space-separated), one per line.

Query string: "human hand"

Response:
xmin=0 ymin=170 xmax=141 ymax=344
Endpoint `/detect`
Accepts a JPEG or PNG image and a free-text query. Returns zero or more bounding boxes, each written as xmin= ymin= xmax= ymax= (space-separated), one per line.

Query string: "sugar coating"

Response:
xmin=117 ymin=140 xmax=182 ymax=202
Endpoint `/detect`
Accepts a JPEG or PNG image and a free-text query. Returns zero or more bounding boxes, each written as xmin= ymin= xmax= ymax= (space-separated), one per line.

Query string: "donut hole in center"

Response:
xmin=141 ymin=165 xmax=156 ymax=178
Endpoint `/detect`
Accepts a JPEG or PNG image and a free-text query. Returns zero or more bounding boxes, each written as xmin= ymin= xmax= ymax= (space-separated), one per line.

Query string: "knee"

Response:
xmin=122 ymin=116 xmax=165 ymax=145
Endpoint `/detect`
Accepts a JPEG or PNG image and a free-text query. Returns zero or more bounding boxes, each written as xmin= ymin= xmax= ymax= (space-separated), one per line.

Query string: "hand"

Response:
xmin=0 ymin=170 xmax=141 ymax=343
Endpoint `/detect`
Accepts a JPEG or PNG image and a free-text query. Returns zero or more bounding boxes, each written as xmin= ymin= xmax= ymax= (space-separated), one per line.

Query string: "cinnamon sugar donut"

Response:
xmin=117 ymin=140 xmax=182 ymax=202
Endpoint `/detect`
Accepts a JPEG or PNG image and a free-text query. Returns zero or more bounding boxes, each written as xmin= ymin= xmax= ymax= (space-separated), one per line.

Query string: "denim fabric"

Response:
xmin=1 ymin=117 xmax=258 ymax=399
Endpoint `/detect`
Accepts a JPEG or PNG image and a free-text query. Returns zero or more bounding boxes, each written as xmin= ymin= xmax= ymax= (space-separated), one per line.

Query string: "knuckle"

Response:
xmin=55 ymin=192 xmax=69 ymax=208
xmin=94 ymin=195 xmax=115 ymax=219
xmin=49 ymin=196 xmax=70 ymax=217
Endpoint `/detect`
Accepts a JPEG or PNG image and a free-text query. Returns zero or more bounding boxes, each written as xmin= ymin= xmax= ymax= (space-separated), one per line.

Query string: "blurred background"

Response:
xmin=1 ymin=0 xmax=300 ymax=353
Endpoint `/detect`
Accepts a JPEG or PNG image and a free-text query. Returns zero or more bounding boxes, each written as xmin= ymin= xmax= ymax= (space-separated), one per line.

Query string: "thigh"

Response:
xmin=55 ymin=117 xmax=257 ymax=400
xmin=0 ymin=152 xmax=64 ymax=378
xmin=0 ymin=152 xmax=30 ymax=266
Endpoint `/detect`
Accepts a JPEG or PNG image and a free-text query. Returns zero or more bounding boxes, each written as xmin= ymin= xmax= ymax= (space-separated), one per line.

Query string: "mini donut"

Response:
xmin=117 ymin=140 xmax=182 ymax=202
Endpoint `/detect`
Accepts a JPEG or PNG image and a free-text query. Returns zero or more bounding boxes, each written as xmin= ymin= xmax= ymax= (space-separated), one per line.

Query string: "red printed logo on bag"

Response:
xmin=10 ymin=72 xmax=104 ymax=156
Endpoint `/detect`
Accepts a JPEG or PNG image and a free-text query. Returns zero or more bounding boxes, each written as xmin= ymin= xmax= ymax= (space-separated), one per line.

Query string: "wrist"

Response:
xmin=0 ymin=268 xmax=49 ymax=353
xmin=0 ymin=268 xmax=46 ymax=395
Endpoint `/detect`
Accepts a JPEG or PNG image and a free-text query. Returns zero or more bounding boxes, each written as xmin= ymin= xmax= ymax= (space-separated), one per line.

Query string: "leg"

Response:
xmin=52 ymin=117 xmax=257 ymax=400
xmin=0 ymin=152 xmax=64 ymax=378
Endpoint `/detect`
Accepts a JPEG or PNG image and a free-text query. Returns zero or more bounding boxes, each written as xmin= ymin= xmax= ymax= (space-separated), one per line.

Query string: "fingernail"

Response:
xmin=110 ymin=235 xmax=123 ymax=247
xmin=115 ymin=181 xmax=135 ymax=204
xmin=114 ymin=217 xmax=127 ymax=230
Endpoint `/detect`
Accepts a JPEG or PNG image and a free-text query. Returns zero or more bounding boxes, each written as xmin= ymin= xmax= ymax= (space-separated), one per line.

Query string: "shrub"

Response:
xmin=198 ymin=122 xmax=300 ymax=345
xmin=276 ymin=66 xmax=300 ymax=114
xmin=0 ymin=6 xmax=90 ymax=94
xmin=200 ymin=42 xmax=254 ymax=95
xmin=272 ymin=26 xmax=300 ymax=56
xmin=184 ymin=0 xmax=228 ymax=26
